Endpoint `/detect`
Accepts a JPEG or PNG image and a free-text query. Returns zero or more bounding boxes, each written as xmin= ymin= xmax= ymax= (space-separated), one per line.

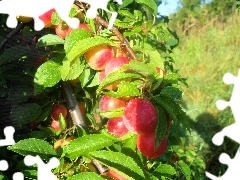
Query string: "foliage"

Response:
xmin=0 ymin=0 xmax=205 ymax=179
xmin=173 ymin=5 xmax=240 ymax=177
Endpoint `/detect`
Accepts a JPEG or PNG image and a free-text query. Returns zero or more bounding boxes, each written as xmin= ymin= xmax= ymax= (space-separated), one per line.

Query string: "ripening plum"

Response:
xmin=137 ymin=132 xmax=168 ymax=159
xmin=123 ymin=98 xmax=157 ymax=134
xmin=85 ymin=45 xmax=115 ymax=70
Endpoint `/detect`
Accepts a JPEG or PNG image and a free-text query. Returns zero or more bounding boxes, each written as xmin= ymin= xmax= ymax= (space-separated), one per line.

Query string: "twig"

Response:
xmin=61 ymin=80 xmax=108 ymax=173
xmin=92 ymin=159 xmax=108 ymax=174
xmin=61 ymin=81 xmax=86 ymax=127
xmin=0 ymin=23 xmax=25 ymax=50
xmin=95 ymin=16 xmax=137 ymax=60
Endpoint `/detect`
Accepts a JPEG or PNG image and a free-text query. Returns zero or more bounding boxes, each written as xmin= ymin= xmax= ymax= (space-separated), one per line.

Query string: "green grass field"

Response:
xmin=172 ymin=11 xmax=240 ymax=176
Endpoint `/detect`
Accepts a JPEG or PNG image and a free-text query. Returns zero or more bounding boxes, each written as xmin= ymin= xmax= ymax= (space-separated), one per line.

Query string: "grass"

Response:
xmin=171 ymin=11 xmax=240 ymax=177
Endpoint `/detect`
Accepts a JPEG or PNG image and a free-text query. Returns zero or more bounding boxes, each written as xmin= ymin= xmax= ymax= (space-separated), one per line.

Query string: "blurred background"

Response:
xmin=158 ymin=0 xmax=240 ymax=177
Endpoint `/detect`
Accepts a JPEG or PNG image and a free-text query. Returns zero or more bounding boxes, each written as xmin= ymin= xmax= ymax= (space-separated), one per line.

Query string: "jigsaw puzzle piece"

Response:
xmin=24 ymin=155 xmax=60 ymax=180
xmin=0 ymin=126 xmax=15 ymax=147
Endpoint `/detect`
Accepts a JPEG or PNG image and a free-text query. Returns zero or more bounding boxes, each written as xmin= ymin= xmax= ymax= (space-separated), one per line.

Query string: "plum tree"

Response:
xmin=123 ymin=98 xmax=157 ymax=134
xmin=85 ymin=45 xmax=115 ymax=70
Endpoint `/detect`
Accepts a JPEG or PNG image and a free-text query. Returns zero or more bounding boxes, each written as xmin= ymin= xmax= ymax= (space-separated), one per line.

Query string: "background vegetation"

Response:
xmin=165 ymin=0 xmax=240 ymax=176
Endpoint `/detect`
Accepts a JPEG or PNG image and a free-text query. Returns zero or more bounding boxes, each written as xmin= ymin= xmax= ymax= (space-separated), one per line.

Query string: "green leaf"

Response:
xmin=155 ymin=107 xmax=167 ymax=150
xmin=118 ymin=10 xmax=135 ymax=19
xmin=59 ymin=114 xmax=67 ymax=130
xmin=99 ymin=107 xmax=124 ymax=118
xmin=119 ymin=0 xmax=134 ymax=8
xmin=97 ymin=72 xmax=142 ymax=94
xmin=177 ymin=161 xmax=191 ymax=180
xmin=60 ymin=58 xmax=85 ymax=81
xmin=21 ymin=170 xmax=37 ymax=180
xmin=51 ymin=11 xmax=61 ymax=25
xmin=135 ymin=0 xmax=158 ymax=14
xmin=90 ymin=150 xmax=146 ymax=180
xmin=104 ymin=83 xmax=141 ymax=98
xmin=153 ymin=95 xmax=177 ymax=122
xmin=160 ymin=86 xmax=182 ymax=101
xmin=86 ymin=71 xmax=100 ymax=87
xmin=153 ymin=164 xmax=176 ymax=176
xmin=79 ymin=66 xmax=96 ymax=87
xmin=163 ymin=73 xmax=180 ymax=84
xmin=63 ymin=134 xmax=115 ymax=160
xmin=121 ymin=61 xmax=156 ymax=81
xmin=34 ymin=58 xmax=62 ymax=93
xmin=0 ymin=174 xmax=8 ymax=180
xmin=64 ymin=29 xmax=91 ymax=54
xmin=7 ymin=138 xmax=56 ymax=159
xmin=10 ymin=103 xmax=41 ymax=127
xmin=66 ymin=36 xmax=115 ymax=63
xmin=67 ymin=172 xmax=105 ymax=180
xmin=161 ymin=95 xmax=190 ymax=131
xmin=36 ymin=34 xmax=65 ymax=47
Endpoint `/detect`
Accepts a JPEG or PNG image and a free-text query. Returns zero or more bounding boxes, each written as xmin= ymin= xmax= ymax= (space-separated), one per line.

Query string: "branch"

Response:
xmin=61 ymin=81 xmax=108 ymax=174
xmin=0 ymin=23 xmax=25 ymax=50
xmin=94 ymin=16 xmax=137 ymax=60
xmin=61 ymin=81 xmax=86 ymax=127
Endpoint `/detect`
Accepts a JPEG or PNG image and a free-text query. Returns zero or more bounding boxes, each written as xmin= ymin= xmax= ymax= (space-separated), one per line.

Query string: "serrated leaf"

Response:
xmin=10 ymin=103 xmax=41 ymax=127
xmin=135 ymin=0 xmax=158 ymax=14
xmin=153 ymin=96 xmax=178 ymax=123
xmin=66 ymin=36 xmax=115 ymax=63
xmin=36 ymin=34 xmax=65 ymax=47
xmin=60 ymin=57 xmax=85 ymax=81
xmin=63 ymin=134 xmax=115 ymax=160
xmin=163 ymin=73 xmax=180 ymax=84
xmin=155 ymin=107 xmax=167 ymax=150
xmin=64 ymin=29 xmax=91 ymax=54
xmin=34 ymin=58 xmax=62 ymax=91
xmin=86 ymin=71 xmax=100 ymax=87
xmin=97 ymin=72 xmax=142 ymax=94
xmin=121 ymin=61 xmax=156 ymax=81
xmin=79 ymin=66 xmax=95 ymax=87
xmin=160 ymin=86 xmax=182 ymax=101
xmin=101 ymin=129 xmax=134 ymax=142
xmin=51 ymin=11 xmax=61 ymax=25
xmin=67 ymin=172 xmax=105 ymax=180
xmin=21 ymin=170 xmax=38 ymax=179
xmin=7 ymin=138 xmax=56 ymax=159
xmin=104 ymin=83 xmax=141 ymax=98
xmin=119 ymin=0 xmax=133 ymax=8
xmin=118 ymin=10 xmax=135 ymax=19
xmin=177 ymin=161 xmax=191 ymax=180
xmin=153 ymin=164 xmax=176 ymax=176
xmin=59 ymin=114 xmax=66 ymax=130
xmin=154 ymin=95 xmax=190 ymax=131
xmin=90 ymin=150 xmax=146 ymax=180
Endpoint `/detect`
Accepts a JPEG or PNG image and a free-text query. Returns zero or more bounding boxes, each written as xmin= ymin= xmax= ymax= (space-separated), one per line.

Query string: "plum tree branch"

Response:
xmin=94 ymin=16 xmax=138 ymax=60
xmin=61 ymin=81 xmax=86 ymax=127
xmin=61 ymin=81 xmax=108 ymax=174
